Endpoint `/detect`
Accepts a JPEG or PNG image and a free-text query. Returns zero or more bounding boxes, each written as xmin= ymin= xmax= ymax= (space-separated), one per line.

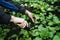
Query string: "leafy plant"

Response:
xmin=0 ymin=0 xmax=60 ymax=40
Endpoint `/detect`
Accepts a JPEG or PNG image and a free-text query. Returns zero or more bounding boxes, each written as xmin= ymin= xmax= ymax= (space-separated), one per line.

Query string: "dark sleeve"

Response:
xmin=0 ymin=0 xmax=26 ymax=13
xmin=0 ymin=11 xmax=11 ymax=24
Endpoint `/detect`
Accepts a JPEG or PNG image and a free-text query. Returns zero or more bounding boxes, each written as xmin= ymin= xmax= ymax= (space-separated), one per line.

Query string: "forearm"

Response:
xmin=0 ymin=0 xmax=26 ymax=13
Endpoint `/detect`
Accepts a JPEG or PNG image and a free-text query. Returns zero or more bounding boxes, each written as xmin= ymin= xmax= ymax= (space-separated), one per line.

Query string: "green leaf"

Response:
xmin=53 ymin=35 xmax=60 ymax=40
xmin=24 ymin=38 xmax=31 ymax=40
xmin=30 ymin=29 xmax=39 ymax=36
xmin=38 ymin=24 xmax=44 ymax=31
xmin=33 ymin=37 xmax=42 ymax=40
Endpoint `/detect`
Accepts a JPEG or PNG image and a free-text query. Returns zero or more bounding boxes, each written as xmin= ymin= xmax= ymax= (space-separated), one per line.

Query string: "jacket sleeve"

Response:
xmin=0 ymin=0 xmax=26 ymax=13
xmin=0 ymin=11 xmax=11 ymax=24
